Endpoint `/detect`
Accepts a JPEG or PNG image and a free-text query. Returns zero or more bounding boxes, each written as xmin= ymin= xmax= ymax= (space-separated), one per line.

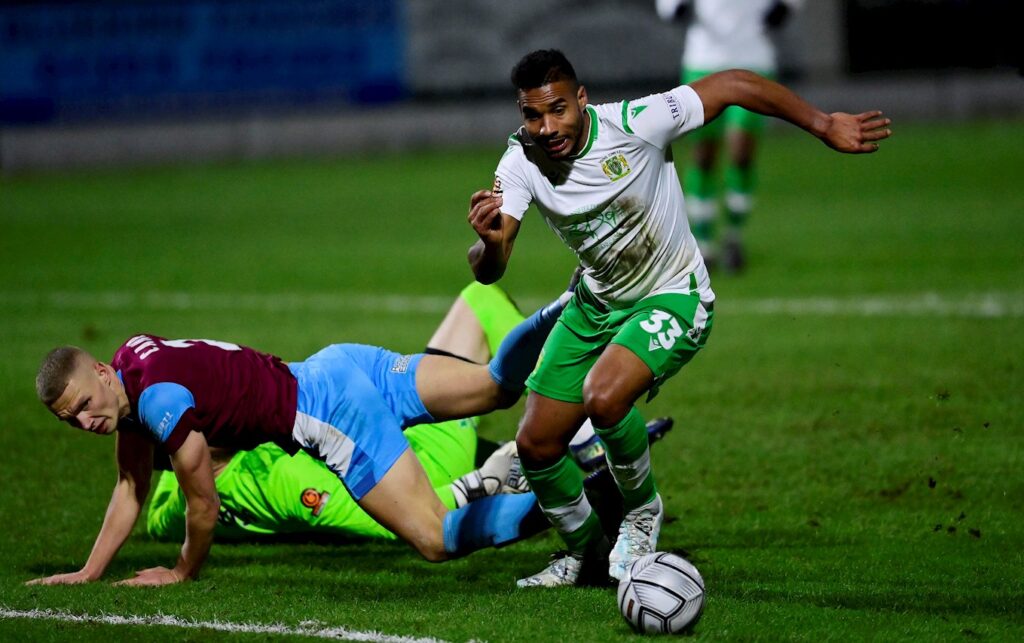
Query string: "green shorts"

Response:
xmin=527 ymin=282 xmax=714 ymax=404
xmin=683 ymin=68 xmax=773 ymax=139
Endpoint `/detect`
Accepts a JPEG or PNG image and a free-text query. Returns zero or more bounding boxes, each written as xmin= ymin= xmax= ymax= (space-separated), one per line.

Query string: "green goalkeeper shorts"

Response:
xmin=526 ymin=282 xmax=714 ymax=404
xmin=683 ymin=68 xmax=773 ymax=140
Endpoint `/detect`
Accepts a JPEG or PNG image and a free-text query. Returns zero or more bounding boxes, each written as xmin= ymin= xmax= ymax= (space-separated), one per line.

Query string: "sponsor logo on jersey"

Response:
xmin=601 ymin=153 xmax=632 ymax=182
xmin=157 ymin=411 xmax=173 ymax=435
xmin=391 ymin=354 xmax=413 ymax=373
xmin=663 ymin=93 xmax=681 ymax=121
xmin=301 ymin=488 xmax=330 ymax=517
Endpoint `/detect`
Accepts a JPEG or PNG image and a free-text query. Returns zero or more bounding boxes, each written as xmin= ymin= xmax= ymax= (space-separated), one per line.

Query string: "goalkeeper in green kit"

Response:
xmin=147 ymin=282 xmax=674 ymax=542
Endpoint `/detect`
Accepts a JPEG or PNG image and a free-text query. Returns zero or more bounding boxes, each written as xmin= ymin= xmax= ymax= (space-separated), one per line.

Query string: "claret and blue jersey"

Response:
xmin=111 ymin=335 xmax=424 ymax=500
xmin=112 ymin=335 xmax=298 ymax=454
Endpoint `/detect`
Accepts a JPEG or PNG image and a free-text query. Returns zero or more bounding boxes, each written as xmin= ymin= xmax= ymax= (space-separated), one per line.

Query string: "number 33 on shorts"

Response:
xmin=640 ymin=310 xmax=685 ymax=351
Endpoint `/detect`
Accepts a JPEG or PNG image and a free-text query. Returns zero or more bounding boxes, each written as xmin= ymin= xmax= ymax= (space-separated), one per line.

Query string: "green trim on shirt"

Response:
xmin=575 ymin=105 xmax=599 ymax=158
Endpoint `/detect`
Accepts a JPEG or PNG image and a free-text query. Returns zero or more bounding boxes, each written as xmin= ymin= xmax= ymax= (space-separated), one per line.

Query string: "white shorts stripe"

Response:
xmin=292 ymin=411 xmax=356 ymax=479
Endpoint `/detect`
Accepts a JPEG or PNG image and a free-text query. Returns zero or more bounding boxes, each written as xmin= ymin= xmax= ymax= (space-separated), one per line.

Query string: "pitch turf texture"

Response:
xmin=1 ymin=120 xmax=1022 ymax=641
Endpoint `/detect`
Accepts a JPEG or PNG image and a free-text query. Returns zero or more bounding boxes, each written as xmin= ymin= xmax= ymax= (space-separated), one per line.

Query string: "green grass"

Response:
xmin=1 ymin=119 xmax=1022 ymax=641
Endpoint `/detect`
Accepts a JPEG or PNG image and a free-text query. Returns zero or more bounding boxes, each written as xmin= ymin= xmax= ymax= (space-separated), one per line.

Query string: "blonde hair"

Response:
xmin=36 ymin=346 xmax=91 ymax=406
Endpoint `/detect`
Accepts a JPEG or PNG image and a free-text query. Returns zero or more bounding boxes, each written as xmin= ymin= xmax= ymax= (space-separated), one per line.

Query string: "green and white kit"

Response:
xmin=495 ymin=84 xmax=714 ymax=308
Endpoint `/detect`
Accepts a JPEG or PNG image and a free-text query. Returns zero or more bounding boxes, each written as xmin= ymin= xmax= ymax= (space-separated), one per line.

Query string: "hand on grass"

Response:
xmin=114 ymin=566 xmax=184 ymax=587
xmin=25 ymin=570 xmax=94 ymax=586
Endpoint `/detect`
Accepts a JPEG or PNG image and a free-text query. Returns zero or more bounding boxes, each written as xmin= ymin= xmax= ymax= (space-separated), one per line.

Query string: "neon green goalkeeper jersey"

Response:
xmin=146 ymin=418 xmax=478 ymax=541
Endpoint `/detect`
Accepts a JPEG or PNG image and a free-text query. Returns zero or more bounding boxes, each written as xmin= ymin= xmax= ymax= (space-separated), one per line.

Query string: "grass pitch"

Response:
xmin=0 ymin=119 xmax=1022 ymax=641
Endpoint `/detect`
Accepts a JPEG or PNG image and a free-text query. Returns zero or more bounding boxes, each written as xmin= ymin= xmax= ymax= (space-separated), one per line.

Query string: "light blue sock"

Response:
xmin=442 ymin=493 xmax=547 ymax=558
xmin=487 ymin=296 xmax=565 ymax=391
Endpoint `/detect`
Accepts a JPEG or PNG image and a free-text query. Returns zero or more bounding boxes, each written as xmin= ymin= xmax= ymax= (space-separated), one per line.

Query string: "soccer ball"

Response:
xmin=617 ymin=552 xmax=705 ymax=634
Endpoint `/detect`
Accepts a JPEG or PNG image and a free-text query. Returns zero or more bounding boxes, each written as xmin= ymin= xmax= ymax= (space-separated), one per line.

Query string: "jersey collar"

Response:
xmin=571 ymin=105 xmax=599 ymax=159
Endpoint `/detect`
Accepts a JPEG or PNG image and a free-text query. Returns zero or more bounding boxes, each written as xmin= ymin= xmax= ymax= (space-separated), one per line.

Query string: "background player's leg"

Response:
xmin=723 ymin=126 xmax=758 ymax=272
xmin=425 ymin=297 xmax=490 ymax=364
xmin=457 ymin=282 xmax=525 ymax=358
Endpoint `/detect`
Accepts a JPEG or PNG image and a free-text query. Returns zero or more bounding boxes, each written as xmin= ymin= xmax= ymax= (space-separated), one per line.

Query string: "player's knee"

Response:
xmin=582 ymin=386 xmax=630 ymax=428
xmin=416 ymin=540 xmax=449 ymax=563
xmin=515 ymin=427 xmax=561 ymax=466
xmin=408 ymin=528 xmax=449 ymax=562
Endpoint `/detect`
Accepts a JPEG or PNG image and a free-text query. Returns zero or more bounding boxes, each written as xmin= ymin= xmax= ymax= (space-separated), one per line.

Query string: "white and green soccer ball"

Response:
xmin=617 ymin=552 xmax=705 ymax=635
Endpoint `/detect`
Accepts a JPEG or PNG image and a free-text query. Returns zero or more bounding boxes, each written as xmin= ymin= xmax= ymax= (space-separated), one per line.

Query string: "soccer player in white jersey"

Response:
xmin=466 ymin=49 xmax=890 ymax=587
xmin=657 ymin=0 xmax=803 ymax=270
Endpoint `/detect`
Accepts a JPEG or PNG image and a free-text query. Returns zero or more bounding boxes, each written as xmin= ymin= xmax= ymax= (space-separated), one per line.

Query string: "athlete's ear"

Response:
xmin=577 ymin=85 xmax=588 ymax=109
xmin=95 ymin=361 xmax=112 ymax=383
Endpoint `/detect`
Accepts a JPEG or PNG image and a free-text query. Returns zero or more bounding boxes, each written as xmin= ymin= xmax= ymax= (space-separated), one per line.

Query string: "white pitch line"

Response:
xmin=0 ymin=291 xmax=1021 ymax=318
xmin=0 ymin=607 xmax=449 ymax=643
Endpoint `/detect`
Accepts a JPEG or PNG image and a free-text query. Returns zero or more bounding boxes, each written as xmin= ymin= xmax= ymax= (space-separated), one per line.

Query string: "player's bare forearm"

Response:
xmin=690 ymin=70 xmax=892 ymax=153
xmin=175 ymin=497 xmax=218 ymax=580
xmin=468 ymin=238 xmax=508 ymax=285
xmin=169 ymin=430 xmax=219 ymax=581
xmin=27 ymin=433 xmax=152 ymax=586
xmin=31 ymin=478 xmax=145 ymax=585
xmin=466 ymin=190 xmax=521 ymax=284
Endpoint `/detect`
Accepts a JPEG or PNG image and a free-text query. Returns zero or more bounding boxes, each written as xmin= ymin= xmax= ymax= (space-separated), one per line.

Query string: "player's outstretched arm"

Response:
xmin=467 ymin=189 xmax=522 ymax=284
xmin=26 ymin=430 xmax=154 ymax=586
xmin=690 ymin=69 xmax=892 ymax=153
xmin=118 ymin=430 xmax=219 ymax=586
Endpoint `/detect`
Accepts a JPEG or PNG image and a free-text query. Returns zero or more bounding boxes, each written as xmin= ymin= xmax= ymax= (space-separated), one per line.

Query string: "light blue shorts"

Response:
xmin=289 ymin=344 xmax=433 ymax=500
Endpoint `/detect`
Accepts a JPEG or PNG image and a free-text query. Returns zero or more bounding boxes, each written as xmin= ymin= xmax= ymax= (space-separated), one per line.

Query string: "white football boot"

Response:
xmin=516 ymin=552 xmax=583 ymax=588
xmin=608 ymin=493 xmax=664 ymax=581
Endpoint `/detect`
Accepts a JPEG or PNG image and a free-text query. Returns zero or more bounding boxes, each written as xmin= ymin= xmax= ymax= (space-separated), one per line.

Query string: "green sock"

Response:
xmin=523 ymin=456 xmax=604 ymax=554
xmin=685 ymin=166 xmax=718 ymax=245
xmin=724 ymin=165 xmax=755 ymax=227
xmin=593 ymin=407 xmax=657 ymax=511
xmin=459 ymin=282 xmax=526 ymax=358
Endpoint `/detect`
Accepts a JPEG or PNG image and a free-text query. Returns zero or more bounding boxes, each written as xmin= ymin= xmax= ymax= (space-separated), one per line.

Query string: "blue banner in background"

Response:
xmin=0 ymin=1 xmax=406 ymax=125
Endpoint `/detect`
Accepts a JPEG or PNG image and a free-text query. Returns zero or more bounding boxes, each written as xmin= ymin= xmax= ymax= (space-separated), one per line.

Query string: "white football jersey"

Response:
xmin=495 ymin=85 xmax=715 ymax=307
xmin=657 ymin=0 xmax=803 ymax=72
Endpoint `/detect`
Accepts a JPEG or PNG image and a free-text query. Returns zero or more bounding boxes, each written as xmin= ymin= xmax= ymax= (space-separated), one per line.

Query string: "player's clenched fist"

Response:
xmin=468 ymin=189 xmax=505 ymax=245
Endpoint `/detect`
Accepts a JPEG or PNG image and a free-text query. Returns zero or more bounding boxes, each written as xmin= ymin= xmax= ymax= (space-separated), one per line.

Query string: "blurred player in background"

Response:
xmin=656 ymin=0 xmax=803 ymax=271
xmin=467 ymin=49 xmax=890 ymax=587
xmin=27 ymin=282 xmax=574 ymax=587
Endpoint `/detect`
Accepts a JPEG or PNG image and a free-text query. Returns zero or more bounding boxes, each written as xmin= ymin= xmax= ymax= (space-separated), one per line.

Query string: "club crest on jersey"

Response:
xmin=301 ymin=488 xmax=330 ymax=517
xmin=601 ymin=153 xmax=632 ymax=182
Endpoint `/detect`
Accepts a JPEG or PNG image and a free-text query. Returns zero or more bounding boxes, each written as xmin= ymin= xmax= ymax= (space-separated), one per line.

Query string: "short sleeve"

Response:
xmin=620 ymin=85 xmax=705 ymax=149
xmin=493 ymin=139 xmax=533 ymax=221
xmin=137 ymin=382 xmax=197 ymax=454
